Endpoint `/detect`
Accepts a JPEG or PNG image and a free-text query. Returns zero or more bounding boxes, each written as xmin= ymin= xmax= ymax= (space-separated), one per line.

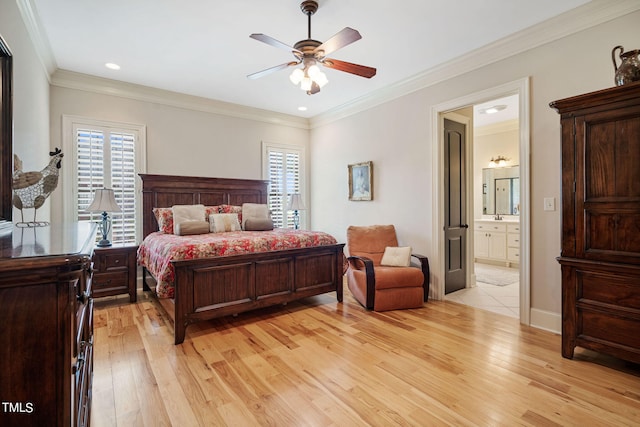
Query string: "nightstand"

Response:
xmin=92 ymin=244 xmax=138 ymax=302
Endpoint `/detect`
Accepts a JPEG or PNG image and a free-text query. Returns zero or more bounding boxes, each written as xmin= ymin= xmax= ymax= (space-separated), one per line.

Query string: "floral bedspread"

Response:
xmin=137 ymin=229 xmax=338 ymax=298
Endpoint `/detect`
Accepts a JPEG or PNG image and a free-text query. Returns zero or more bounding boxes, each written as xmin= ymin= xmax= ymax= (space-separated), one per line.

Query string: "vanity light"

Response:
xmin=489 ymin=155 xmax=509 ymax=167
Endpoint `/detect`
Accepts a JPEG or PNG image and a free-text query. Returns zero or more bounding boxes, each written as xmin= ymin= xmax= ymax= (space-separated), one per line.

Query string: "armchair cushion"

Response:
xmin=374 ymin=266 xmax=424 ymax=290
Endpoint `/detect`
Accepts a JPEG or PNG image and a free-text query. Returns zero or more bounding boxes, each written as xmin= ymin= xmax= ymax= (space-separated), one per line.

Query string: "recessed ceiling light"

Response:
xmin=298 ymin=106 xmax=307 ymax=111
xmin=105 ymin=62 xmax=121 ymax=70
xmin=479 ymin=104 xmax=507 ymax=114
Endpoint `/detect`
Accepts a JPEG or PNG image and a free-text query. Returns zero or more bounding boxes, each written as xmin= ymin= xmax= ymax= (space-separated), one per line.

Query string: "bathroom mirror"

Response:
xmin=482 ymin=166 xmax=520 ymax=215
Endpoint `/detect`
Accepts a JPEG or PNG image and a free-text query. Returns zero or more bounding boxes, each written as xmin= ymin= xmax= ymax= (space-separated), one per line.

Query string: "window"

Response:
xmin=262 ymin=142 xmax=305 ymax=229
xmin=63 ymin=116 xmax=146 ymax=244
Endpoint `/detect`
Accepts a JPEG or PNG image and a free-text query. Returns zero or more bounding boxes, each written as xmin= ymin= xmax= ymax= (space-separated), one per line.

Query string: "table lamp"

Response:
xmin=287 ymin=193 xmax=306 ymax=230
xmin=86 ymin=188 xmax=121 ymax=247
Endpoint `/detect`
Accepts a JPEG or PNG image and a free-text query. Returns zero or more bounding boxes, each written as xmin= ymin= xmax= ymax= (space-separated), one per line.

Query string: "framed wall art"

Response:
xmin=348 ymin=161 xmax=373 ymax=201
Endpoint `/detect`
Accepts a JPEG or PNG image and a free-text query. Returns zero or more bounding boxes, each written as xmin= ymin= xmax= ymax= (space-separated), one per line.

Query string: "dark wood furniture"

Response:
xmin=0 ymin=222 xmax=96 ymax=427
xmin=551 ymin=82 xmax=640 ymax=363
xmin=0 ymin=35 xmax=13 ymax=226
xmin=139 ymin=174 xmax=345 ymax=345
xmin=92 ymin=244 xmax=138 ymax=302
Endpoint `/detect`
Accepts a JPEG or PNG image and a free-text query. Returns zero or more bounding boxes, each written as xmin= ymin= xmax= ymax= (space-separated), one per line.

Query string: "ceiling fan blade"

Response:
xmin=247 ymin=61 xmax=298 ymax=80
xmin=250 ymin=33 xmax=302 ymax=55
xmin=314 ymin=27 xmax=361 ymax=58
xmin=322 ymin=58 xmax=376 ymax=78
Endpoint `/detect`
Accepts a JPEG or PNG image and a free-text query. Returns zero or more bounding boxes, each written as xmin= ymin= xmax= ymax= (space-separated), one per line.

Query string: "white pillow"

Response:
xmin=209 ymin=213 xmax=242 ymax=233
xmin=242 ymin=203 xmax=270 ymax=230
xmin=172 ymin=204 xmax=205 ymax=234
xmin=380 ymin=246 xmax=412 ymax=267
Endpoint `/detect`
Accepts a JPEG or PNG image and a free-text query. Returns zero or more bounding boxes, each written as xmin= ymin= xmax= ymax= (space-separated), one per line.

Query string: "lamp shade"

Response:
xmin=86 ymin=188 xmax=121 ymax=213
xmin=287 ymin=194 xmax=306 ymax=211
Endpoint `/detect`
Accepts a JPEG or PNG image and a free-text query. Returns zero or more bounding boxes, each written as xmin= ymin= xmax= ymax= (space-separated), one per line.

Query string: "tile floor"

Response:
xmin=444 ymin=263 xmax=520 ymax=318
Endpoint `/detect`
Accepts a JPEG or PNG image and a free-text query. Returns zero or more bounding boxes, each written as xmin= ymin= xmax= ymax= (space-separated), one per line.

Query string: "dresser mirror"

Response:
xmin=1 ymin=35 xmax=12 ymax=226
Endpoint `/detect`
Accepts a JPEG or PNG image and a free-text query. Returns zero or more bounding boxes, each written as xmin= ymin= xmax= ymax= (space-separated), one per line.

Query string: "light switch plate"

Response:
xmin=544 ymin=197 xmax=555 ymax=211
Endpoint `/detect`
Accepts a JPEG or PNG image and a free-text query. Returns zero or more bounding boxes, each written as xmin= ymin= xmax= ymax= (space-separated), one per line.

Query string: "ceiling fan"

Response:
xmin=247 ymin=0 xmax=376 ymax=95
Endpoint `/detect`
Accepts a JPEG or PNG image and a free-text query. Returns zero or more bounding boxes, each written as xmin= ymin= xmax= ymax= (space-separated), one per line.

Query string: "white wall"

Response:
xmin=49 ymin=86 xmax=310 ymax=222
xmin=310 ymin=10 xmax=640 ymax=325
xmin=0 ymin=0 xmax=52 ymax=222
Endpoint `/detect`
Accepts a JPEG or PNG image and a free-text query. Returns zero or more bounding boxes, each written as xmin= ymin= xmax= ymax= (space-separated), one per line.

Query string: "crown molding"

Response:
xmin=51 ymin=70 xmax=310 ymax=130
xmin=309 ymin=0 xmax=640 ymax=128
xmin=16 ymin=0 xmax=56 ymax=77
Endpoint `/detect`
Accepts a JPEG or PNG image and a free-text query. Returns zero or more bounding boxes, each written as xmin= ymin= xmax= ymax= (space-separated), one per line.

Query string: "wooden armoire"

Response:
xmin=550 ymin=82 xmax=640 ymax=363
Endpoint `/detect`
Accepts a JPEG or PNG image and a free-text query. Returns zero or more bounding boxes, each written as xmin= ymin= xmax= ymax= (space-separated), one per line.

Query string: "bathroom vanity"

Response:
xmin=474 ymin=220 xmax=520 ymax=266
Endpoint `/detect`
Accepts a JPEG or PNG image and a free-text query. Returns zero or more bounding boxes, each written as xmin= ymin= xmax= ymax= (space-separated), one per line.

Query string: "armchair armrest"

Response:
xmin=347 ymin=255 xmax=376 ymax=309
xmin=411 ymin=253 xmax=430 ymax=302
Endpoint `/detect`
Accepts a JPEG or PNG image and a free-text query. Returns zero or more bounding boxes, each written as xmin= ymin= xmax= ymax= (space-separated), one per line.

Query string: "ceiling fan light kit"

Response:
xmin=248 ymin=0 xmax=376 ymax=95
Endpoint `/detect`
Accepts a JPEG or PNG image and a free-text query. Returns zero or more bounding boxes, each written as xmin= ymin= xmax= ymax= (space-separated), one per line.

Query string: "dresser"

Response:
xmin=0 ymin=222 xmax=97 ymax=426
xmin=551 ymin=82 xmax=640 ymax=363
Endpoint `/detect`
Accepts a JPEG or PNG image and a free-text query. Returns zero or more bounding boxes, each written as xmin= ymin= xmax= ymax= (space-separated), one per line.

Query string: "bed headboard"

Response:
xmin=139 ymin=174 xmax=269 ymax=239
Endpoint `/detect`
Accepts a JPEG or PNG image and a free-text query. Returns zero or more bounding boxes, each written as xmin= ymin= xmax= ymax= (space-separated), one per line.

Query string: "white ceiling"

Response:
xmin=30 ymin=0 xmax=593 ymax=119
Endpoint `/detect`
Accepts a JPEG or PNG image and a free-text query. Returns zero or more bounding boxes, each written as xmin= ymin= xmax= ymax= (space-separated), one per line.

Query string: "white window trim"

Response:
xmin=62 ymin=115 xmax=147 ymax=243
xmin=262 ymin=141 xmax=307 ymax=229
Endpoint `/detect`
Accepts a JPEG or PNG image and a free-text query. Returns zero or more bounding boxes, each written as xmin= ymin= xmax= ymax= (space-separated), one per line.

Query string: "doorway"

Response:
xmin=446 ymin=95 xmax=521 ymax=317
xmin=431 ymin=78 xmax=530 ymax=325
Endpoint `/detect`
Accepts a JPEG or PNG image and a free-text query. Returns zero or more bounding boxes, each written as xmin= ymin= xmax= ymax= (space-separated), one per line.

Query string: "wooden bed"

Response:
xmin=139 ymin=174 xmax=345 ymax=344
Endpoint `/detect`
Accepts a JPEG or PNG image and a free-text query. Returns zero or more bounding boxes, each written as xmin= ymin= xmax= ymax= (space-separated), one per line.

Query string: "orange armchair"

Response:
xmin=345 ymin=225 xmax=430 ymax=311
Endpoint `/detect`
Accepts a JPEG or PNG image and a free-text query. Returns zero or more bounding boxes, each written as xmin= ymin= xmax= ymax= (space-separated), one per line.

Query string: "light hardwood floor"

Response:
xmin=92 ymin=290 xmax=640 ymax=426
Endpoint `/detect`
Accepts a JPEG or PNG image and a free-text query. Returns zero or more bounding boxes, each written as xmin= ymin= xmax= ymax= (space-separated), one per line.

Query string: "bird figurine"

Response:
xmin=12 ymin=148 xmax=64 ymax=227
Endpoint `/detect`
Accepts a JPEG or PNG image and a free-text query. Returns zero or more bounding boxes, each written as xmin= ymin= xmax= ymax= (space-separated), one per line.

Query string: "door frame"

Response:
xmin=431 ymin=77 xmax=531 ymax=325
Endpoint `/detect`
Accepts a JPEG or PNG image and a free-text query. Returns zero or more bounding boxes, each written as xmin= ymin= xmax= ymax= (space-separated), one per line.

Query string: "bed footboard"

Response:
xmin=170 ymin=243 xmax=344 ymax=344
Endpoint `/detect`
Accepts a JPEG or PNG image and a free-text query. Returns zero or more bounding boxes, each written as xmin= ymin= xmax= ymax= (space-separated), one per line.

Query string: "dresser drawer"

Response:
xmin=507 ymin=233 xmax=520 ymax=247
xmin=95 ymin=251 xmax=129 ymax=272
xmin=93 ymin=271 xmax=129 ymax=295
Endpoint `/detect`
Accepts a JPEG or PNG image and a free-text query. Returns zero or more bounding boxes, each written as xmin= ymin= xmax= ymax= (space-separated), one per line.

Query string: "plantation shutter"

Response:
xmin=266 ymin=146 xmax=302 ymax=229
xmin=75 ymin=126 xmax=138 ymax=244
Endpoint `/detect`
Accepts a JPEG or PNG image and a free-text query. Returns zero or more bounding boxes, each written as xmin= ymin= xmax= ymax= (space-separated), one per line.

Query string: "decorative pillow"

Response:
xmin=209 ymin=213 xmax=242 ymax=233
xmin=244 ymin=218 xmax=274 ymax=231
xmin=380 ymin=246 xmax=412 ymax=267
xmin=153 ymin=207 xmax=174 ymax=234
xmin=172 ymin=204 xmax=206 ymax=234
xmin=204 ymin=205 xmax=221 ymax=218
xmin=241 ymin=203 xmax=270 ymax=230
xmin=219 ymin=205 xmax=243 ymax=224
xmin=175 ymin=220 xmax=210 ymax=236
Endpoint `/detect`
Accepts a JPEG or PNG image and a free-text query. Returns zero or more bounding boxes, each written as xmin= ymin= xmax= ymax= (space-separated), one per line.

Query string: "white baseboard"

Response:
xmin=530 ymin=308 xmax=561 ymax=334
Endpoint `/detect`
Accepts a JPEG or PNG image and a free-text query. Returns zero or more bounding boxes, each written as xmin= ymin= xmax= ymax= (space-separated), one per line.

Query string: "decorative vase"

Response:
xmin=612 ymin=45 xmax=640 ymax=86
